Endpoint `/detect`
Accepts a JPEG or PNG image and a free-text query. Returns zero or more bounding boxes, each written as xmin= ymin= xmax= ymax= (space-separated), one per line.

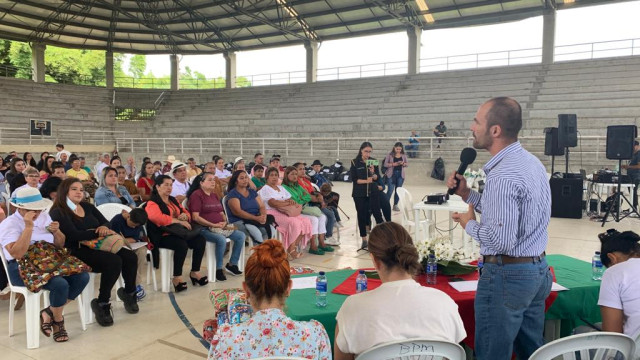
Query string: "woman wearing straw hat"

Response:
xmin=0 ymin=187 xmax=90 ymax=343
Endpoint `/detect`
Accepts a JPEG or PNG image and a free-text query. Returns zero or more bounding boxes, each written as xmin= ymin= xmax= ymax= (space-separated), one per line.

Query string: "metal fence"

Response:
xmin=0 ymin=127 xmax=125 ymax=146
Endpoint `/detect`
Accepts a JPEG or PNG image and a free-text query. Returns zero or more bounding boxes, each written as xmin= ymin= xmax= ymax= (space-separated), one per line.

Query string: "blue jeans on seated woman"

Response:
xmin=199 ymin=228 xmax=245 ymax=268
xmin=474 ymin=257 xmax=552 ymax=360
xmin=232 ymin=221 xmax=269 ymax=245
xmin=8 ymin=260 xmax=90 ymax=307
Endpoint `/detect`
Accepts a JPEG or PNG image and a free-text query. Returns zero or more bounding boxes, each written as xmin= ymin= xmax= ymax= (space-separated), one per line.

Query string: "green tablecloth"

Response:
xmin=286 ymin=255 xmax=602 ymax=345
xmin=545 ymin=254 xmax=602 ymax=336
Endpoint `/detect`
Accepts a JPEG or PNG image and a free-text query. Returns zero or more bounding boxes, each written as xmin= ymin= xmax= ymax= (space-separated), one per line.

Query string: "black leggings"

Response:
xmin=71 ymin=246 xmax=137 ymax=303
xmin=354 ymin=195 xmax=384 ymax=237
xmin=157 ymin=235 xmax=206 ymax=277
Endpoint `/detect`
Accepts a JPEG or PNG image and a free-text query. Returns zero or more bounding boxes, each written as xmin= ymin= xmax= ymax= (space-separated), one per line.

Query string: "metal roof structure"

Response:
xmin=0 ymin=0 xmax=625 ymax=54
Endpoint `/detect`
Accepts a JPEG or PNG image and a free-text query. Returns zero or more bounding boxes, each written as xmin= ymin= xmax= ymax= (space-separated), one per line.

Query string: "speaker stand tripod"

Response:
xmin=601 ymin=159 xmax=640 ymax=226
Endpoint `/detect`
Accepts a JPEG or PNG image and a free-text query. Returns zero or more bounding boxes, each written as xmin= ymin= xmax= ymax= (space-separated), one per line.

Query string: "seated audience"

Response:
xmin=186 ymin=157 xmax=202 ymax=179
xmin=117 ymin=166 xmax=141 ymax=204
xmin=335 ymin=222 xmax=466 ymax=359
xmin=295 ymin=162 xmax=337 ymax=245
xmin=39 ymin=155 xmax=55 ymax=183
xmin=187 ymin=172 xmax=245 ymax=282
xmin=23 ymin=152 xmax=37 ymax=168
xmin=269 ymin=156 xmax=284 ymax=184
xmin=57 ymin=150 xmax=71 ymax=171
xmin=50 ymin=178 xmax=139 ymax=327
xmin=66 ymin=157 xmax=90 ymax=181
xmin=144 ymin=175 xmax=207 ymax=292
xmin=36 ymin=151 xmax=49 ymax=171
xmin=95 ymin=153 xmax=110 ymax=180
xmin=79 ymin=156 xmax=96 ymax=182
xmin=169 ymin=162 xmax=189 ymax=204
xmin=598 ymin=229 xmax=640 ymax=350
xmin=320 ymin=183 xmax=343 ymax=227
xmin=110 ymin=208 xmax=148 ymax=301
xmin=0 ymin=187 xmax=89 ymax=343
xmin=153 ymin=161 xmax=163 ymax=177
xmin=136 ymin=161 xmax=155 ymax=202
xmin=6 ymin=157 xmax=26 ymax=192
xmin=50 ymin=162 xmax=67 ymax=180
xmin=311 ymin=160 xmax=329 ymax=188
xmin=248 ymin=152 xmax=264 ymax=176
xmin=227 ymin=170 xmax=273 ymax=245
xmin=282 ymin=166 xmax=333 ymax=255
xmin=94 ymin=167 xmax=135 ymax=208
xmin=251 ymin=164 xmax=266 ymax=190
xmin=162 ymin=155 xmax=175 ymax=174
xmin=259 ymin=167 xmax=312 ymax=259
xmin=208 ymin=239 xmax=331 ymax=360
xmin=124 ymin=156 xmax=136 ymax=180
xmin=40 ymin=176 xmax=62 ymax=201
xmin=214 ymin=157 xmax=232 ymax=184
xmin=203 ymin=161 xmax=216 ymax=174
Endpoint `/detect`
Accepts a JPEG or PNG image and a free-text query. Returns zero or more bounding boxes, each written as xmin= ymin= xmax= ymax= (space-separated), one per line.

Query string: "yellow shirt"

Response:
xmin=187 ymin=166 xmax=202 ymax=179
xmin=67 ymin=168 xmax=90 ymax=181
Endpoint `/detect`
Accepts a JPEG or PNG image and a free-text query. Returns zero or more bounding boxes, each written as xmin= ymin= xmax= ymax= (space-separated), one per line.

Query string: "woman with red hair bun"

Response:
xmin=208 ymin=239 xmax=331 ymax=360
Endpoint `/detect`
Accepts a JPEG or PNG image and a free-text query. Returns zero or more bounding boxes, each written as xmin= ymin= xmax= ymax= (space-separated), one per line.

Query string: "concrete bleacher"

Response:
xmin=2 ymin=55 xmax=640 ymax=173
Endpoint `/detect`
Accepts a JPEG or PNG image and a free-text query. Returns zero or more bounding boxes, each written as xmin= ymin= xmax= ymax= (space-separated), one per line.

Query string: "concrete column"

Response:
xmin=105 ymin=51 xmax=114 ymax=89
xmin=170 ymin=54 xmax=179 ymax=90
xmin=304 ymin=41 xmax=318 ymax=83
xmin=407 ymin=26 xmax=422 ymax=75
xmin=542 ymin=8 xmax=556 ymax=65
xmin=31 ymin=43 xmax=46 ymax=83
xmin=224 ymin=52 xmax=236 ymax=89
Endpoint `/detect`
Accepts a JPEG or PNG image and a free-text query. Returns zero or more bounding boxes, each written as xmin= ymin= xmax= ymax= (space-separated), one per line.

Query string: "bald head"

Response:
xmin=484 ymin=97 xmax=522 ymax=140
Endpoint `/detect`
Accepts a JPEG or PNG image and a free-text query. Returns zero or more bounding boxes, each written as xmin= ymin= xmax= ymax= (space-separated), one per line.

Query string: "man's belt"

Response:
xmin=483 ymin=253 xmax=545 ymax=265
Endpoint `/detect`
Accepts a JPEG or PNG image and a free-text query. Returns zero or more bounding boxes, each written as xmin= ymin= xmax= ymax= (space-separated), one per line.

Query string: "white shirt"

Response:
xmin=11 ymin=183 xmax=41 ymax=199
xmin=598 ymin=258 xmax=640 ymax=339
xmin=215 ymin=168 xmax=232 ymax=179
xmin=0 ymin=211 xmax=54 ymax=261
xmin=171 ymin=180 xmax=189 ymax=198
xmin=96 ymin=162 xmax=109 ymax=180
xmin=258 ymin=185 xmax=291 ymax=210
xmin=335 ymin=279 xmax=466 ymax=355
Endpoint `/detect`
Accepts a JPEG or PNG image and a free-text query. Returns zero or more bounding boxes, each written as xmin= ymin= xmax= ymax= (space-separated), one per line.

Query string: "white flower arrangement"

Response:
xmin=416 ymin=235 xmax=478 ymax=263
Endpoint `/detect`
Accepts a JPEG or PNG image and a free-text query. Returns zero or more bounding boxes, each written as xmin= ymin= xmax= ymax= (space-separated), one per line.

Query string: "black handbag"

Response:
xmin=160 ymin=223 xmax=203 ymax=240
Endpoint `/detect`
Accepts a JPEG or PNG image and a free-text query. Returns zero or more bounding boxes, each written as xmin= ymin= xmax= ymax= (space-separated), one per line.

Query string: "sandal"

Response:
xmin=40 ymin=307 xmax=53 ymax=337
xmin=308 ymin=248 xmax=325 ymax=255
xmin=52 ymin=317 xmax=69 ymax=343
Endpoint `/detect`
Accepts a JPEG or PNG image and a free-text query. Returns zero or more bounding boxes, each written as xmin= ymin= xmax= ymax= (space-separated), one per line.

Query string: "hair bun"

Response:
xmin=599 ymin=229 xmax=621 ymax=243
xmin=254 ymin=239 xmax=287 ymax=268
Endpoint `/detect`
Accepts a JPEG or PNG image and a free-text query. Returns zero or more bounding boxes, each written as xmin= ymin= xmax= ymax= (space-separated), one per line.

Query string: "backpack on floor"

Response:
xmin=431 ymin=157 xmax=445 ymax=181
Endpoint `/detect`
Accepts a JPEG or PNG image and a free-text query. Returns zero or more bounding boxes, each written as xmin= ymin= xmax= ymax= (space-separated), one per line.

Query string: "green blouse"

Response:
xmin=282 ymin=183 xmax=311 ymax=205
xmin=251 ymin=177 xmax=266 ymax=189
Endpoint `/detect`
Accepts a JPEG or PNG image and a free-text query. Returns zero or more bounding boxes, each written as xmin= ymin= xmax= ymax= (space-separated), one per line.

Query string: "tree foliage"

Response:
xmin=0 ymin=39 xmax=250 ymax=89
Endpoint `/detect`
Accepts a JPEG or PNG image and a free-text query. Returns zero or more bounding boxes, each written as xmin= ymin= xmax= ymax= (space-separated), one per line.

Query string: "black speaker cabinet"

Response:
xmin=606 ymin=125 xmax=638 ymax=160
xmin=550 ymin=178 xmax=583 ymax=219
xmin=544 ymin=127 xmax=565 ymax=156
xmin=558 ymin=114 xmax=577 ymax=148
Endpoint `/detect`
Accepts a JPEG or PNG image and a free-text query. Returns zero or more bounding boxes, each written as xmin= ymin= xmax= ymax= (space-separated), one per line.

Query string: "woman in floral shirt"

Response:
xmin=208 ymin=239 xmax=331 ymax=360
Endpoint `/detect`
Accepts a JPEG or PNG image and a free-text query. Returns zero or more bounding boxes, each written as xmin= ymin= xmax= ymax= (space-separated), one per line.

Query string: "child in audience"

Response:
xmin=110 ymin=208 xmax=149 ymax=301
xmin=598 ymin=229 xmax=640 ymax=354
xmin=320 ymin=183 xmax=343 ymax=227
xmin=251 ymin=164 xmax=266 ymax=190
xmin=334 ymin=223 xmax=465 ymax=359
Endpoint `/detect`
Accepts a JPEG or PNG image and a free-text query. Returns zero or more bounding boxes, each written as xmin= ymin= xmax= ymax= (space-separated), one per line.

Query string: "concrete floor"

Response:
xmin=1 ymin=176 xmax=638 ymax=359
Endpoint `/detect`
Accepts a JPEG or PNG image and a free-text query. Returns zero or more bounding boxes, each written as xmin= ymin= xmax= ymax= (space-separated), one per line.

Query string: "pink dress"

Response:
xmin=258 ymin=185 xmax=312 ymax=250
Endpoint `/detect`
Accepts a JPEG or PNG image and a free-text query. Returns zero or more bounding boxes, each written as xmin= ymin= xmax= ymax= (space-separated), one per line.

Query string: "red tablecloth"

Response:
xmin=332 ymin=268 xmax=559 ymax=348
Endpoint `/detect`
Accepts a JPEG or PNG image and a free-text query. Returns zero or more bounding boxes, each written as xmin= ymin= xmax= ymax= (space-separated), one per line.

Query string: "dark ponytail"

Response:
xmin=599 ymin=229 xmax=640 ymax=268
xmin=368 ymin=222 xmax=421 ymax=275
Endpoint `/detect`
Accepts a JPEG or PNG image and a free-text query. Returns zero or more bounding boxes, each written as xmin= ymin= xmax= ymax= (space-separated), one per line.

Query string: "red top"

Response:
xmin=146 ymin=199 xmax=190 ymax=227
xmin=298 ymin=177 xmax=314 ymax=194
xmin=188 ymin=188 xmax=224 ymax=224
xmin=136 ymin=176 xmax=153 ymax=196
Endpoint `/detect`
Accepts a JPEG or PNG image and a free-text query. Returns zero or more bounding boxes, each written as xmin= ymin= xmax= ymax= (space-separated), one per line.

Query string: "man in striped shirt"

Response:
xmin=449 ymin=97 xmax=552 ymax=360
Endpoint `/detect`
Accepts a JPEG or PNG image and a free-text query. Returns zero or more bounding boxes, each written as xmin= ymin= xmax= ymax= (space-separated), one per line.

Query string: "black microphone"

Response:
xmin=447 ymin=147 xmax=477 ymax=195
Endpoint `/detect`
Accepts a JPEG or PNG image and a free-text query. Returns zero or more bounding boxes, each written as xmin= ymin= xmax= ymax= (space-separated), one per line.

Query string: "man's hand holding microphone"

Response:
xmin=448 ymin=147 xmax=477 ymax=229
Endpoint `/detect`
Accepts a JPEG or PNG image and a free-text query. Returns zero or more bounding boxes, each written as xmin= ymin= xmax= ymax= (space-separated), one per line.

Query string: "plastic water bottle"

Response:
xmin=316 ymin=271 xmax=327 ymax=307
xmin=592 ymin=251 xmax=604 ymax=281
xmin=477 ymin=255 xmax=484 ymax=275
xmin=356 ymin=270 xmax=368 ymax=293
xmin=426 ymin=254 xmax=437 ymax=285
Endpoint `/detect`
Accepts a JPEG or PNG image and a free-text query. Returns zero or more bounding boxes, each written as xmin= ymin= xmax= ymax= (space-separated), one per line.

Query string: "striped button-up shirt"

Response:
xmin=465 ymin=142 xmax=551 ymax=257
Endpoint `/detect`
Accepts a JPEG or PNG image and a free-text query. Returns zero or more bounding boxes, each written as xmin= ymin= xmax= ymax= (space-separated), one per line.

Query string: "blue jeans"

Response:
xmin=8 ymin=260 xmax=90 ymax=307
xmin=200 ymin=228 xmax=245 ymax=267
xmin=320 ymin=207 xmax=335 ymax=237
xmin=232 ymin=221 xmax=273 ymax=244
xmin=474 ymin=257 xmax=552 ymax=360
xmin=386 ymin=170 xmax=405 ymax=206
xmin=406 ymin=144 xmax=418 ymax=158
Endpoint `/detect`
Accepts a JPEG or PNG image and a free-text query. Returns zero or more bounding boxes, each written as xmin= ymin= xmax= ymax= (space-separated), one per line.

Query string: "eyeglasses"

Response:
xmin=26 ymin=174 xmax=40 ymax=178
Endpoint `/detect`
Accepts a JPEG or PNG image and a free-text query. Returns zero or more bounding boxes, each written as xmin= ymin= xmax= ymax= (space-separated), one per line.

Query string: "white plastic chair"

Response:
xmin=222 ymin=195 xmax=250 ymax=264
xmin=1 ymin=248 xmax=86 ymax=349
xmin=395 ymin=188 xmax=430 ymax=238
xmin=1 ymin=182 xmax=12 ymax=215
xmin=529 ymin=332 xmax=636 ymax=360
xmin=355 ymin=338 xmax=466 ymax=360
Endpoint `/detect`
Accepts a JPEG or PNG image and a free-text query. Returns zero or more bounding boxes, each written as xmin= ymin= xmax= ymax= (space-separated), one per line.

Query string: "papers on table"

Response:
xmin=449 ymin=280 xmax=569 ymax=292
xmin=292 ymin=276 xmax=317 ymax=290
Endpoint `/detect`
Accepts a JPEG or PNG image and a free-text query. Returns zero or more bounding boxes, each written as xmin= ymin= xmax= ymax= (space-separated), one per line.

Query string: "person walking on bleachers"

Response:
xmin=407 ymin=130 xmax=420 ymax=158
xmin=433 ymin=121 xmax=447 ymax=148
xmin=449 ymin=97 xmax=551 ymax=360
xmin=334 ymin=223 xmax=465 ymax=359
xmin=621 ymin=140 xmax=640 ymax=210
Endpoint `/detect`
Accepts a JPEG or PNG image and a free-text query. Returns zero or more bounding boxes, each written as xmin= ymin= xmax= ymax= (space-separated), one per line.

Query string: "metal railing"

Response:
xmin=1 ymin=37 xmax=639 ymax=89
xmin=0 ymin=127 xmax=125 ymax=146
xmin=114 ymin=135 xmax=609 ymax=164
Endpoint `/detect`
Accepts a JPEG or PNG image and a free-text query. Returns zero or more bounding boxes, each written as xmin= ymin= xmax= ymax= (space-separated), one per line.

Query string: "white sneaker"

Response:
xmin=324 ymin=237 xmax=341 ymax=246
xmin=336 ymin=221 xmax=344 ymax=228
